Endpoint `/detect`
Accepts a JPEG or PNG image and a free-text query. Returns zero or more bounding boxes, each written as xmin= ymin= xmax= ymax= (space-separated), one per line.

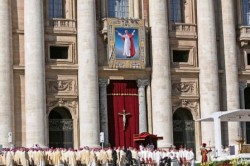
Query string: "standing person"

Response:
xmin=116 ymin=29 xmax=136 ymax=58
xmin=112 ymin=148 xmax=118 ymax=166
xmin=200 ymin=143 xmax=211 ymax=164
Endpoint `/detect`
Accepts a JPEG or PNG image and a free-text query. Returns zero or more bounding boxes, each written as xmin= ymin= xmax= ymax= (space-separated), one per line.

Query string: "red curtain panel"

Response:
xmin=107 ymin=80 xmax=139 ymax=148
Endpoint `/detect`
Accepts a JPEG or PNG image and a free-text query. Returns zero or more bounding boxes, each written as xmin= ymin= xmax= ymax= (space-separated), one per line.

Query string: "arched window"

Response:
xmin=242 ymin=0 xmax=250 ymax=25
xmin=49 ymin=0 xmax=65 ymax=18
xmin=108 ymin=0 xmax=129 ymax=18
xmin=170 ymin=0 xmax=184 ymax=23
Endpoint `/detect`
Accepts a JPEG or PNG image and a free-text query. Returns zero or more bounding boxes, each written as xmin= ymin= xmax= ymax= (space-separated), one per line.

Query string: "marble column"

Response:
xmin=24 ymin=0 xmax=46 ymax=147
xmin=197 ymin=0 xmax=220 ymax=145
xmin=77 ymin=0 xmax=100 ymax=147
xmin=221 ymin=0 xmax=241 ymax=145
xmin=99 ymin=79 xmax=109 ymax=147
xmin=137 ymin=79 xmax=149 ymax=133
xmin=0 ymin=0 xmax=13 ymax=147
xmin=134 ymin=0 xmax=140 ymax=19
xmin=149 ymin=0 xmax=173 ymax=147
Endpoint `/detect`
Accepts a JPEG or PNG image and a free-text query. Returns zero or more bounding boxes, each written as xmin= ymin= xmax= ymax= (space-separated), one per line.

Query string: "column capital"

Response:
xmin=239 ymin=81 xmax=247 ymax=91
xmin=137 ymin=79 xmax=149 ymax=88
xmin=99 ymin=79 xmax=110 ymax=87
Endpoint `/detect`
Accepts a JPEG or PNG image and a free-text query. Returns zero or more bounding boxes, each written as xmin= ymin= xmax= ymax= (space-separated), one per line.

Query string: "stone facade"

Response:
xmin=1 ymin=0 xmax=250 ymax=157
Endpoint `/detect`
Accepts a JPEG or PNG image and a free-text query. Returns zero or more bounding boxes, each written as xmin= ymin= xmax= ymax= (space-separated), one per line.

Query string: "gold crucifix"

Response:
xmin=118 ymin=109 xmax=131 ymax=130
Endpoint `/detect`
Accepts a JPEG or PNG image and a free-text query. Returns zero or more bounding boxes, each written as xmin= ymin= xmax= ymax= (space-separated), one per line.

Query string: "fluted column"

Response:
xmin=0 ymin=0 xmax=13 ymax=147
xmin=149 ymin=0 xmax=173 ymax=147
xmin=197 ymin=0 xmax=220 ymax=146
xmin=24 ymin=0 xmax=46 ymax=147
xmin=137 ymin=79 xmax=149 ymax=133
xmin=78 ymin=0 xmax=100 ymax=147
xmin=99 ymin=79 xmax=109 ymax=147
xmin=221 ymin=0 xmax=241 ymax=145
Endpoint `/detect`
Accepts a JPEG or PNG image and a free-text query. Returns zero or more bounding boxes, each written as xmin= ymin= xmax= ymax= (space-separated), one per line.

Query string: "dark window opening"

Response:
xmin=50 ymin=46 xmax=69 ymax=59
xmin=247 ymin=53 xmax=250 ymax=65
xmin=173 ymin=50 xmax=189 ymax=62
xmin=244 ymin=87 xmax=250 ymax=144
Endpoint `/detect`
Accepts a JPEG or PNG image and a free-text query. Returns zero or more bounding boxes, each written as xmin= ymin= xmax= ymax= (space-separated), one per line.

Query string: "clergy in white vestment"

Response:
xmin=79 ymin=148 xmax=87 ymax=164
xmin=116 ymin=148 xmax=121 ymax=166
xmin=185 ymin=148 xmax=195 ymax=166
xmin=67 ymin=149 xmax=77 ymax=166
xmin=89 ymin=149 xmax=97 ymax=166
xmin=99 ymin=148 xmax=109 ymax=165
xmin=20 ymin=149 xmax=29 ymax=166
xmin=153 ymin=150 xmax=162 ymax=166
xmin=106 ymin=147 xmax=112 ymax=164
xmin=6 ymin=150 xmax=14 ymax=166
xmin=119 ymin=148 xmax=126 ymax=166
xmin=0 ymin=150 xmax=5 ymax=165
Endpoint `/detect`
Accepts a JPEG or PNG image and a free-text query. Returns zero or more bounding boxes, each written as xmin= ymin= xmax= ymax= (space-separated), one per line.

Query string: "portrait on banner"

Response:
xmin=105 ymin=18 xmax=146 ymax=69
xmin=115 ymin=28 xmax=139 ymax=60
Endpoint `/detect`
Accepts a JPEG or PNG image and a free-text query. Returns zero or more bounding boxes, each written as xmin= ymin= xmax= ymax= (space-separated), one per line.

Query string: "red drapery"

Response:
xmin=107 ymin=80 xmax=139 ymax=148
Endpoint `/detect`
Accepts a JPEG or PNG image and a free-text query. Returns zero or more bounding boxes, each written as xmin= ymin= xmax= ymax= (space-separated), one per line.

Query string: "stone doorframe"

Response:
xmin=46 ymin=97 xmax=79 ymax=148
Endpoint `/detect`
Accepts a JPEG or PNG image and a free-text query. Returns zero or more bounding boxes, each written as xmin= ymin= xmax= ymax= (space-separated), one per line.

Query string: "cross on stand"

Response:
xmin=118 ymin=109 xmax=131 ymax=130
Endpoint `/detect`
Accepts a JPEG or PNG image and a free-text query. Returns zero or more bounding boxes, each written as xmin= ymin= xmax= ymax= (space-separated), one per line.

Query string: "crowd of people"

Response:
xmin=0 ymin=145 xmax=195 ymax=166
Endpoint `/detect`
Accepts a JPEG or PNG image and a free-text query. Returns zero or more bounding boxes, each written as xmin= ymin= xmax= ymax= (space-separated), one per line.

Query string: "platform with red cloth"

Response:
xmin=133 ymin=132 xmax=163 ymax=149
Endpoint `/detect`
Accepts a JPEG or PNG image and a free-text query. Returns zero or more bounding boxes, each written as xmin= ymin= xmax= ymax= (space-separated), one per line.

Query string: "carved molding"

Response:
xmin=99 ymin=79 xmax=110 ymax=88
xmin=241 ymin=41 xmax=248 ymax=47
xmin=239 ymin=80 xmax=248 ymax=91
xmin=47 ymin=98 xmax=78 ymax=116
xmin=47 ymin=77 xmax=77 ymax=95
xmin=172 ymin=81 xmax=198 ymax=96
xmin=172 ymin=99 xmax=199 ymax=119
xmin=137 ymin=79 xmax=149 ymax=88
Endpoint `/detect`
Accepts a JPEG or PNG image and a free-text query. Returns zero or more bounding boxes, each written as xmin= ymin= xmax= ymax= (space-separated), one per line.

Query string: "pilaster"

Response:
xmin=99 ymin=79 xmax=110 ymax=147
xmin=137 ymin=79 xmax=149 ymax=133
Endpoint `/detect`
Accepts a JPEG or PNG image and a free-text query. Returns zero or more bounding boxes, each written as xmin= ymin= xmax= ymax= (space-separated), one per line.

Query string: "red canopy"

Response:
xmin=133 ymin=132 xmax=163 ymax=142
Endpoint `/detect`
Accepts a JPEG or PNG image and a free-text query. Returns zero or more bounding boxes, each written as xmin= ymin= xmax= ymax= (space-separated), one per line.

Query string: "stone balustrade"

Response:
xmin=169 ymin=23 xmax=197 ymax=38
xmin=45 ymin=19 xmax=76 ymax=33
xmin=239 ymin=26 xmax=250 ymax=41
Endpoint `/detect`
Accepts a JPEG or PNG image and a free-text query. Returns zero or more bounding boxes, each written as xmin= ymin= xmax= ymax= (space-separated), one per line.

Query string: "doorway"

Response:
xmin=107 ymin=80 xmax=139 ymax=148
xmin=244 ymin=87 xmax=250 ymax=143
xmin=49 ymin=107 xmax=73 ymax=148
xmin=173 ymin=108 xmax=195 ymax=150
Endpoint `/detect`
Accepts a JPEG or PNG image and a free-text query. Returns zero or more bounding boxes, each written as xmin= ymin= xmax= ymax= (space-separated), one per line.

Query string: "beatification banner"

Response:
xmin=105 ymin=18 xmax=146 ymax=69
